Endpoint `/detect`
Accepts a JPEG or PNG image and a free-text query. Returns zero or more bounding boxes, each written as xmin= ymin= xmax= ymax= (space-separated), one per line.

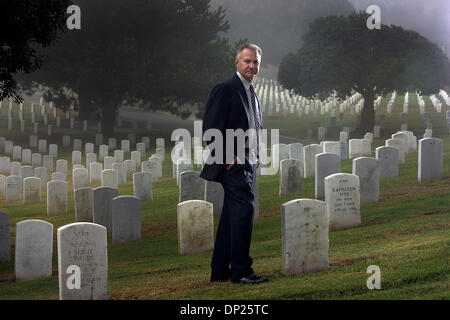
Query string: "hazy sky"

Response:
xmin=349 ymin=0 xmax=450 ymax=56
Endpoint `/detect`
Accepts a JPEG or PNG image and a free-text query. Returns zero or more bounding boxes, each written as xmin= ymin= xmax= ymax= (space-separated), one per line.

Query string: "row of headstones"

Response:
xmin=279 ymin=137 xmax=443 ymax=275
xmin=171 ymin=161 xmax=258 ymax=219
xmin=0 ymin=190 xmax=143 ymax=259
xmin=0 ymin=216 xmax=108 ymax=299
xmin=0 ymin=138 xmax=165 ymax=187
xmin=3 ymin=99 xmax=107 ymax=134
xmin=176 ymin=192 xmax=360 ymax=275
xmin=280 ymin=155 xmax=381 ymax=204
xmin=0 ymin=167 xmax=155 ymax=204
xmin=254 ymin=77 xmax=362 ymax=118
xmin=0 ymin=197 xmax=213 ymax=299
xmin=278 ymin=136 xmax=443 ymax=200
xmin=1 ymin=135 xmax=166 ymax=158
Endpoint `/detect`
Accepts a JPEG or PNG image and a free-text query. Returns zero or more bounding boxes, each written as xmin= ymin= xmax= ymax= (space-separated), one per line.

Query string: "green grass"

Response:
xmin=0 ymin=94 xmax=449 ymax=300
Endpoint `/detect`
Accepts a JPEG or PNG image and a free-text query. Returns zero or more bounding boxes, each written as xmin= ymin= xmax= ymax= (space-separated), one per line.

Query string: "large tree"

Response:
xmin=278 ymin=12 xmax=450 ymax=132
xmin=20 ymin=0 xmax=236 ymax=138
xmin=0 ymin=0 xmax=71 ymax=102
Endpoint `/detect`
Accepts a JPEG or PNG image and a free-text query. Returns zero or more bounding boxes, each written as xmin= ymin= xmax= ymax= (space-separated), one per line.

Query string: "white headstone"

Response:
xmin=93 ymin=187 xmax=118 ymax=232
xmin=10 ymin=161 xmax=21 ymax=176
xmin=131 ymin=151 xmax=141 ymax=168
xmin=279 ymin=159 xmax=302 ymax=196
xmin=32 ymin=153 xmax=42 ymax=168
xmin=13 ymin=146 xmax=22 ymax=161
xmin=375 ymin=146 xmax=399 ymax=179
xmin=23 ymin=177 xmax=41 ymax=204
xmin=352 ymin=157 xmax=380 ymax=204
xmin=22 ymin=149 xmax=32 ymax=164
xmin=20 ymin=165 xmax=33 ymax=180
xmin=179 ymin=171 xmax=204 ymax=202
xmin=73 ymin=139 xmax=82 ymax=151
xmin=281 ymin=199 xmax=329 ymax=275
xmin=349 ymin=139 xmax=362 ymax=159
xmin=34 ymin=167 xmax=48 ymax=188
xmin=121 ymin=140 xmax=130 ymax=153
xmin=101 ymin=169 xmax=118 ymax=189
xmin=113 ymin=150 xmax=124 ymax=162
xmin=418 ymin=138 xmax=443 ymax=181
xmin=0 ymin=157 xmax=11 ymax=175
xmin=73 ymin=167 xmax=89 ymax=190
xmin=133 ymin=172 xmax=153 ymax=202
xmin=47 ymin=180 xmax=68 ymax=215
xmin=15 ymin=220 xmax=53 ymax=282
xmin=303 ymin=144 xmax=322 ymax=178
xmin=324 ymin=173 xmax=361 ymax=231
xmin=385 ymin=138 xmax=405 ymax=164
xmin=74 ymin=187 xmax=94 ymax=222
xmin=104 ymin=156 xmax=114 ymax=170
xmin=177 ymin=200 xmax=214 ymax=255
xmin=99 ymin=145 xmax=108 ymax=161
xmin=72 ymin=151 xmax=82 ymax=165
xmin=108 ymin=138 xmax=116 ymax=150
xmin=49 ymin=144 xmax=58 ymax=158
xmin=112 ymin=162 xmax=126 ymax=185
xmin=57 ymin=222 xmax=108 ymax=300
xmin=85 ymin=143 xmax=94 ymax=155
xmin=56 ymin=159 xmax=68 ymax=176
xmin=43 ymin=155 xmax=54 ymax=173
xmin=323 ymin=141 xmax=341 ymax=157
xmin=38 ymin=139 xmax=47 ymax=153
xmin=86 ymin=153 xmax=97 ymax=170
xmin=315 ymin=153 xmax=341 ymax=200
xmin=288 ymin=143 xmax=303 ymax=162
xmin=112 ymin=196 xmax=141 ymax=244
xmin=52 ymin=172 xmax=66 ymax=181
xmin=90 ymin=162 xmax=103 ymax=185
xmin=6 ymin=175 xmax=21 ymax=201
xmin=124 ymin=160 xmax=136 ymax=180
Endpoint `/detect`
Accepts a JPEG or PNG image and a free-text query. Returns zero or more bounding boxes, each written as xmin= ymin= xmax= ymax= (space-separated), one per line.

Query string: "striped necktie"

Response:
xmin=249 ymin=85 xmax=260 ymax=158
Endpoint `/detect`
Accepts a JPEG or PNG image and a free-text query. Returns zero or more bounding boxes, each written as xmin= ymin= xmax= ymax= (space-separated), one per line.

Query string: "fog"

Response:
xmin=210 ymin=0 xmax=355 ymax=67
xmin=211 ymin=0 xmax=450 ymax=67
xmin=349 ymin=0 xmax=450 ymax=57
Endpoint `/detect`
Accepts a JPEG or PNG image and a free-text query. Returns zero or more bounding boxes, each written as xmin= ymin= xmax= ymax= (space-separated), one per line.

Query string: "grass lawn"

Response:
xmin=0 ymin=93 xmax=449 ymax=300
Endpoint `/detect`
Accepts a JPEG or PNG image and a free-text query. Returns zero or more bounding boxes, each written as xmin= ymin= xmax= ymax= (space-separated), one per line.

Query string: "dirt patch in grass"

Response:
xmin=380 ymin=222 xmax=450 ymax=238
xmin=111 ymin=280 xmax=213 ymax=300
xmin=380 ymin=176 xmax=450 ymax=202
xmin=330 ymin=256 xmax=372 ymax=268
xmin=141 ymin=220 xmax=177 ymax=239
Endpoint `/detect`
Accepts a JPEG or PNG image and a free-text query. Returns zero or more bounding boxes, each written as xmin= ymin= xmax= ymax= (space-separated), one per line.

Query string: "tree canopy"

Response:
xmin=0 ymin=0 xmax=71 ymax=102
xmin=19 ymin=0 xmax=237 ymax=138
xmin=278 ymin=12 xmax=450 ymax=132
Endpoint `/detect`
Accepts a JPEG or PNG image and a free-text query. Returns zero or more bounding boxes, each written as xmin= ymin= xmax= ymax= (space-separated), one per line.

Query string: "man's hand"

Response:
xmin=226 ymin=156 xmax=240 ymax=170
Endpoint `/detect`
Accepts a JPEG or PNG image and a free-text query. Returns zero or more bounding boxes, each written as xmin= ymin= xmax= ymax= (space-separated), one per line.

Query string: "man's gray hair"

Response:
xmin=236 ymin=43 xmax=262 ymax=60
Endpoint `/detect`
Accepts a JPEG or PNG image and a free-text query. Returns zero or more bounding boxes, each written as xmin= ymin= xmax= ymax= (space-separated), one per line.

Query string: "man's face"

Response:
xmin=235 ymin=48 xmax=261 ymax=83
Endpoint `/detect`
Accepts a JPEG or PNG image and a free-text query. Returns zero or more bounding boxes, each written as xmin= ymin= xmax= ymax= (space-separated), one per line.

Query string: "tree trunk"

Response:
xmin=101 ymin=106 xmax=116 ymax=140
xmin=359 ymin=94 xmax=375 ymax=135
xmin=78 ymin=94 xmax=93 ymax=120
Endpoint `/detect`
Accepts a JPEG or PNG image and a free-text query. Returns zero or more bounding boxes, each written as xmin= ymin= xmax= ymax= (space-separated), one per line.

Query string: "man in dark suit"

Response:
xmin=200 ymin=43 xmax=267 ymax=284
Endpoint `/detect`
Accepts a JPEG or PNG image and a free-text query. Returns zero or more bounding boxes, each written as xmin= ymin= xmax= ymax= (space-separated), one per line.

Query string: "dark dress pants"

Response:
xmin=210 ymin=161 xmax=256 ymax=282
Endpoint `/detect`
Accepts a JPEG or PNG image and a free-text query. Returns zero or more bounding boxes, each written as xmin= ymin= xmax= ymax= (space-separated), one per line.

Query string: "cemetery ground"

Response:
xmin=0 ymin=93 xmax=449 ymax=300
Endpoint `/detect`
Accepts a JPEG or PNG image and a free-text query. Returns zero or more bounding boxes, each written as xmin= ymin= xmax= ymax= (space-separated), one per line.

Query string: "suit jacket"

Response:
xmin=200 ymin=73 xmax=263 ymax=182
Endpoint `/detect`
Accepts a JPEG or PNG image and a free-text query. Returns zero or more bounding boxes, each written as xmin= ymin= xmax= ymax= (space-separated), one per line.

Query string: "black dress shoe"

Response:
xmin=238 ymin=273 xmax=268 ymax=284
